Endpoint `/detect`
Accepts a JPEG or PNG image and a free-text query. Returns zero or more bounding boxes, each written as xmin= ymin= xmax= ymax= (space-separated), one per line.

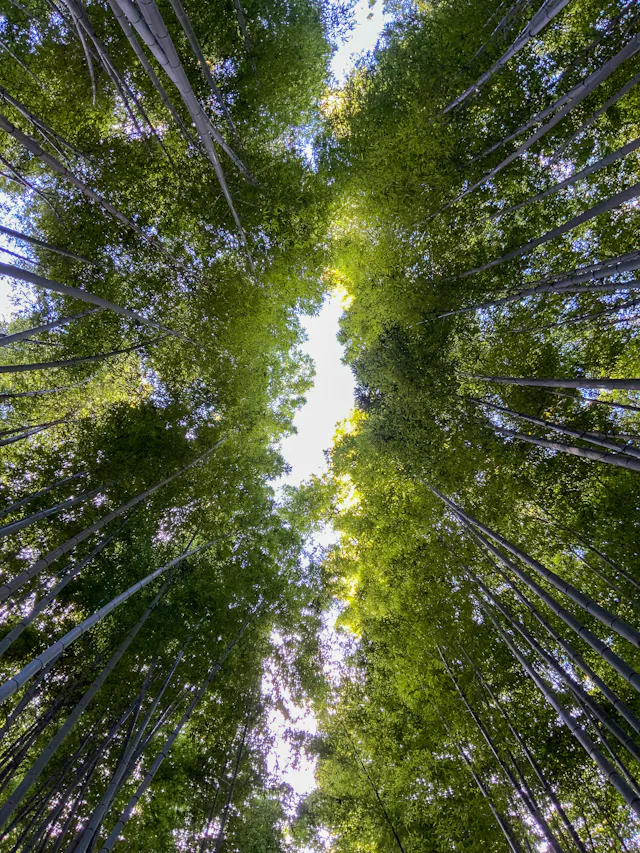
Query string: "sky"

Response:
xmin=264 ymin=0 xmax=388 ymax=802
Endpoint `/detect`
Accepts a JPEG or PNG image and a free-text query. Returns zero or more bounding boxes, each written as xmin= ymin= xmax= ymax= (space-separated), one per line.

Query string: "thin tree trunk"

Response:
xmin=165 ymin=0 xmax=238 ymax=137
xmin=430 ymin=486 xmax=640 ymax=649
xmin=457 ymin=181 xmax=640 ymax=279
xmin=465 ymin=374 xmax=640 ymax=391
xmin=448 ymin=725 xmax=524 ymax=853
xmin=491 ymin=136 xmax=640 ymax=221
xmin=0 ymin=485 xmax=105 ymax=540
xmin=439 ymin=252 xmax=640 ymax=317
xmin=551 ymin=72 xmax=640 ymax=163
xmin=0 ymin=471 xmax=88 ymax=522
xmin=114 ymin=0 xmax=255 ymax=264
xmin=0 ymin=525 xmax=125 ymax=658
xmin=106 ymin=0 xmax=195 ymax=146
xmin=0 ymin=262 xmax=190 ymax=343
xmin=97 ymin=613 xmax=256 ymax=853
xmin=443 ymin=0 xmax=571 ymax=112
xmin=0 ymin=440 xmax=224 ymax=602
xmin=0 ymin=380 xmax=91 ymax=400
xmin=0 ymin=85 xmax=88 ymax=162
xmin=0 ymin=539 xmax=215 ymax=703
xmin=438 ymin=505 xmax=640 ymax=695
xmin=494 ymin=424 xmax=640 ymax=474
xmin=435 ymin=34 xmax=640 ymax=214
xmin=472 ymin=397 xmax=640 ymax=460
xmin=0 ymin=338 xmax=161 ymax=374
xmin=341 ymin=726 xmax=407 ymax=853
xmin=0 ymin=576 xmax=171 ymax=830
xmin=0 ymin=416 xmax=69 ymax=447
xmin=460 ymin=645 xmax=588 ymax=853
xmin=438 ymin=646 xmax=566 ymax=853
xmin=0 ymin=309 xmax=102 ymax=348
xmin=485 ymin=554 xmax=640 ymax=739
xmin=474 ymin=575 xmax=640 ymax=767
xmin=0 ymin=113 xmax=177 ymax=262
xmin=481 ymin=603 xmax=640 ymax=817
xmin=212 ymin=715 xmax=250 ymax=853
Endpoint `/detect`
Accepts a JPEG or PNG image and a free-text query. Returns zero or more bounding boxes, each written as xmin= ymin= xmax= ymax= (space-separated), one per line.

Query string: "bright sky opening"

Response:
xmin=263 ymin=1 xmax=387 ymax=809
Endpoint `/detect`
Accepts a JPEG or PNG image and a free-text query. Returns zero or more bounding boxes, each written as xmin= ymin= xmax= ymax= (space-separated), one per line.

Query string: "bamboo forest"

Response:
xmin=0 ymin=0 xmax=640 ymax=849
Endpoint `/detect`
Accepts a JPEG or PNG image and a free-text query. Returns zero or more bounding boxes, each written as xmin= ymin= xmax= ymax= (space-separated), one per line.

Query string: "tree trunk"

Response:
xmin=0 ymin=338 xmax=160 ymax=374
xmin=0 ymin=485 xmax=105 ymax=540
xmin=472 ymin=396 xmax=640 ymax=460
xmin=430 ymin=486 xmax=640 ymax=649
xmin=459 ymin=645 xmax=588 ymax=853
xmin=0 ymin=539 xmax=216 ymax=703
xmin=435 ymin=33 xmax=640 ymax=214
xmin=481 ymin=603 xmax=640 ymax=818
xmin=443 ymin=0 xmax=572 ymax=112
xmin=0 ymin=525 xmax=125 ymax=658
xmin=438 ymin=646 xmax=566 ymax=853
xmin=466 ymin=374 xmax=640 ymax=391
xmin=491 ymin=136 xmax=640 ymax=221
xmin=0 ymin=309 xmax=101 ymax=348
xmin=494 ymin=424 xmax=640 ymax=474
xmin=0 ymin=576 xmax=171 ymax=830
xmin=0 ymin=440 xmax=224 ymax=602
xmin=0 ymin=224 xmax=94 ymax=265
xmin=474 ymin=575 xmax=640 ymax=767
xmin=0 ymin=262 xmax=189 ymax=342
xmin=96 ymin=614 xmax=255 ymax=852
xmin=0 ymin=114 xmax=177 ymax=262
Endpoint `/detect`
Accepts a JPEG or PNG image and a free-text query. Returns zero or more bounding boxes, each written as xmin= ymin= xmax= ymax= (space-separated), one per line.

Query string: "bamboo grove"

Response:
xmin=1 ymin=0 xmax=640 ymax=850
xmin=295 ymin=0 xmax=640 ymax=851
xmin=0 ymin=0 xmax=335 ymax=848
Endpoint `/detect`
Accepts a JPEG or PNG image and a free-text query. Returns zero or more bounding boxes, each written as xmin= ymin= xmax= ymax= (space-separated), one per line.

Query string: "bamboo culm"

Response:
xmin=439 ymin=506 xmax=640 ymax=695
xmin=481 ymin=603 xmax=640 ymax=818
xmin=429 ymin=486 xmax=640 ymax=650
xmin=0 ymin=526 xmax=124 ymax=658
xmin=0 ymin=262 xmax=189 ymax=342
xmin=438 ymin=646 xmax=566 ymax=853
xmin=0 ymin=440 xmax=224 ymax=602
xmin=0 ymin=540 xmax=215 ymax=703
xmin=0 ymin=577 xmax=172 ymax=832
xmin=0 ymin=308 xmax=102 ymax=348
xmin=97 ymin=613 xmax=256 ymax=852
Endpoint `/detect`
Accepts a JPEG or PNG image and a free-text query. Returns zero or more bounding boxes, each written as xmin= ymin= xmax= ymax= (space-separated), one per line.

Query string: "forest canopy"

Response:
xmin=0 ymin=0 xmax=639 ymax=850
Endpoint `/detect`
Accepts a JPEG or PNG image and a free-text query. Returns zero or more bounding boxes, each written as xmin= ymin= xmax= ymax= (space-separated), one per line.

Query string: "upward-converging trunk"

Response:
xmin=0 ymin=308 xmax=101 ymax=349
xmin=429 ymin=487 xmax=640 ymax=649
xmin=0 ymin=114 xmax=177 ymax=263
xmin=435 ymin=500 xmax=640 ymax=694
xmin=459 ymin=645 xmax=589 ymax=853
xmin=435 ymin=33 xmax=640 ymax=214
xmin=0 ymin=338 xmax=161 ymax=374
xmin=472 ymin=575 xmax=640 ymax=768
xmin=486 ymin=558 xmax=640 ymax=738
xmin=481 ymin=603 xmax=640 ymax=817
xmin=0 ymin=525 xmax=125 ymax=658
xmin=0 ymin=539 xmax=216 ymax=703
xmin=443 ymin=0 xmax=571 ymax=112
xmin=551 ymin=72 xmax=640 ymax=163
xmin=0 ymin=576 xmax=172 ymax=831
xmin=438 ymin=646 xmax=566 ymax=853
xmin=96 ymin=614 xmax=256 ymax=853
xmin=0 ymin=262 xmax=188 ymax=342
xmin=466 ymin=374 xmax=640 ymax=391
xmin=0 ymin=471 xmax=88 ymax=522
xmin=471 ymin=396 xmax=640 ymax=461
xmin=457 ymin=181 xmax=640 ymax=279
xmin=0 ymin=440 xmax=224 ymax=603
